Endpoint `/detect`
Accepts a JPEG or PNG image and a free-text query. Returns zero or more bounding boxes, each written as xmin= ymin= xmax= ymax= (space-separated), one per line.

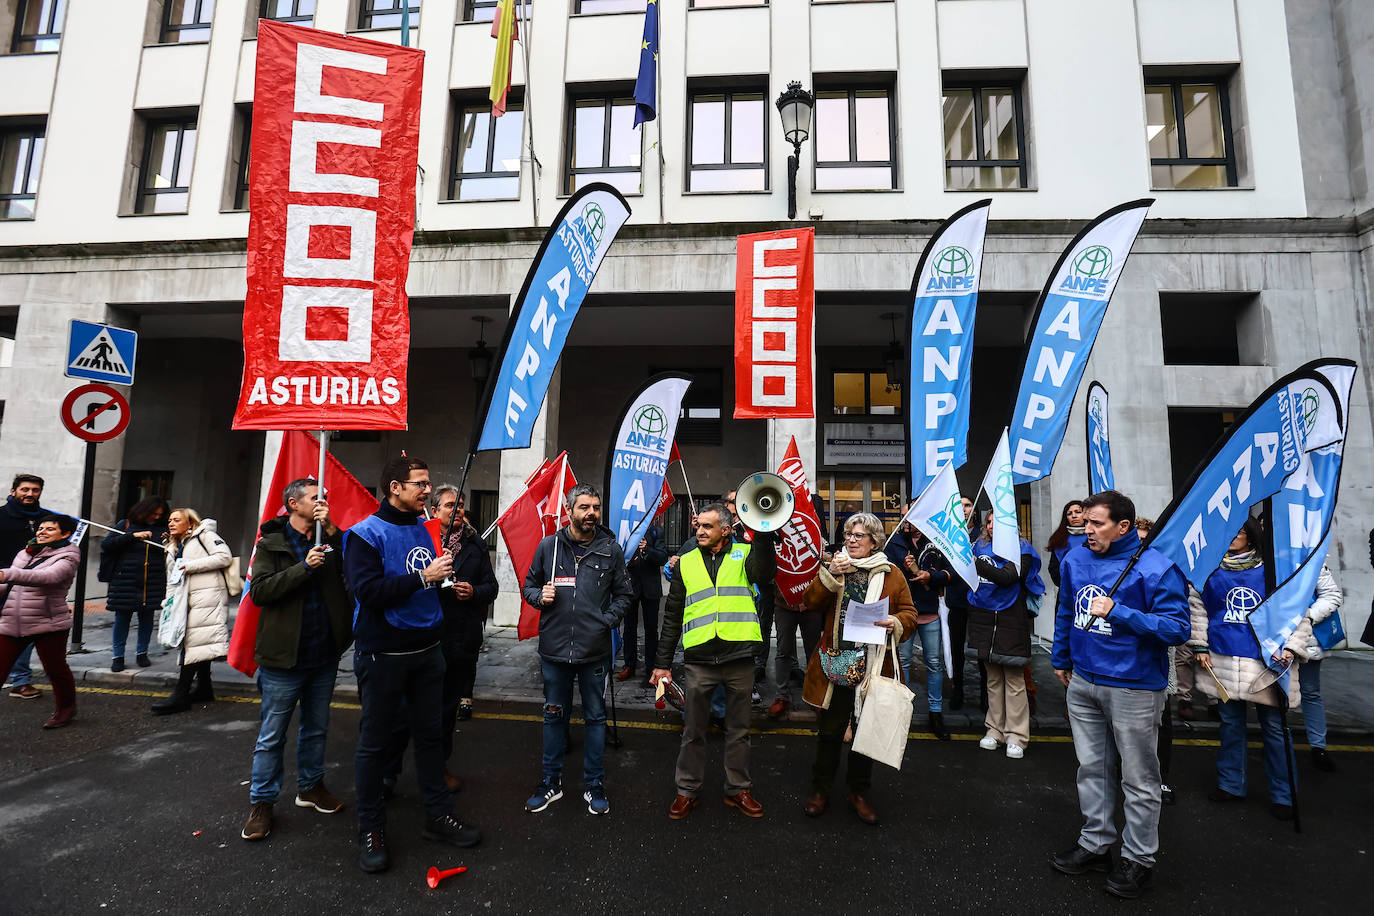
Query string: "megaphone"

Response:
xmin=734 ymin=472 xmax=795 ymax=533
xmin=427 ymin=865 xmax=468 ymax=888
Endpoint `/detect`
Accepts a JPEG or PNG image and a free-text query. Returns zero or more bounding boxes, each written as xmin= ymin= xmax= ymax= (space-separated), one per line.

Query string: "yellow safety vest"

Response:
xmin=679 ymin=543 xmax=761 ymax=647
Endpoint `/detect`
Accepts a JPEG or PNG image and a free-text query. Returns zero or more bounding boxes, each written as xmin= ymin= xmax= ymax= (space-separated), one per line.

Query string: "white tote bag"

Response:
xmin=158 ymin=582 xmax=189 ymax=649
xmin=852 ymin=637 xmax=915 ymax=769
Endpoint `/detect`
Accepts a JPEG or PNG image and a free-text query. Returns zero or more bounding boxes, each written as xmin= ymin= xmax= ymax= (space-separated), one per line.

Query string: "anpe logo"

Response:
xmin=1060 ymin=245 xmax=1113 ymax=296
xmin=926 ymin=245 xmax=976 ymax=293
xmin=993 ymin=466 xmax=1017 ymax=520
xmin=1223 ymin=585 xmax=1262 ymax=623
xmin=405 ymin=545 xmax=435 ymax=574
xmin=1074 ymin=584 xmax=1113 ymax=634
xmin=633 ymin=404 xmax=667 ymax=435
xmin=569 ymin=202 xmax=607 ymax=265
xmin=1299 ymin=387 xmax=1321 ymax=436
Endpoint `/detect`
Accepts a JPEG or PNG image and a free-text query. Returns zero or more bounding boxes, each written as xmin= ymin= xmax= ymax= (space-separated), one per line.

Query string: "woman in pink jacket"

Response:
xmin=0 ymin=512 xmax=81 ymax=728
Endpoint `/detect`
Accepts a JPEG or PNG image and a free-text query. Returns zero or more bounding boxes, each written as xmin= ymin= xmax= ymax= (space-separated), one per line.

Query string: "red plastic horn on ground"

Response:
xmin=426 ymin=865 xmax=467 ymax=888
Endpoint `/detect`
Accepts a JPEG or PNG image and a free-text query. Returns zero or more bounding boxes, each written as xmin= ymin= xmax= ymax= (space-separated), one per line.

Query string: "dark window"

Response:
xmin=565 ymin=94 xmax=641 ymax=195
xmin=690 ymin=0 xmax=766 ymax=6
xmin=232 ymin=106 xmax=251 ymax=211
xmin=260 ymin=0 xmax=316 ymax=23
xmin=11 ymin=0 xmax=64 ymax=52
xmin=942 ymin=79 xmax=1027 ymax=190
xmin=813 ymin=86 xmax=896 ymax=190
xmin=0 ymin=124 xmax=44 ymax=220
xmin=136 ymin=116 xmax=198 ymax=215
xmin=449 ymin=98 xmax=524 ymax=200
xmin=470 ymin=489 xmax=499 ymax=550
xmin=1167 ymin=407 xmax=1237 ymax=494
xmin=118 ymin=471 xmax=175 ymax=520
xmin=1158 ymin=292 xmax=1263 ymax=366
xmin=358 ymin=0 xmax=420 ymax=29
xmin=161 ymin=0 xmax=215 ymax=43
xmin=831 ymin=370 xmax=901 ymax=416
xmin=687 ymin=88 xmax=766 ymax=192
xmin=1144 ymin=77 xmax=1237 ymax=189
xmin=576 ymin=0 xmax=643 ymax=12
xmin=464 ymin=0 xmax=529 ymax=21
xmin=651 ymin=366 xmax=722 ymax=446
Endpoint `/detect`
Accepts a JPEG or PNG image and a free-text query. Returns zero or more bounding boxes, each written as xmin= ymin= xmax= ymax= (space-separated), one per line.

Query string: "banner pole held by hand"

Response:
xmin=315 ymin=429 xmax=329 ymax=547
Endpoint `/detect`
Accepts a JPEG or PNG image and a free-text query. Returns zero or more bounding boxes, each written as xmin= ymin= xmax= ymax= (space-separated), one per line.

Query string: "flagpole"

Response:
xmin=315 ymin=429 xmax=329 ymax=547
xmin=676 ymin=457 xmax=695 ymax=509
xmin=1279 ymin=699 xmax=1302 ymax=834
xmin=516 ymin=0 xmax=539 ymax=227
xmin=550 ymin=453 xmax=568 ymax=579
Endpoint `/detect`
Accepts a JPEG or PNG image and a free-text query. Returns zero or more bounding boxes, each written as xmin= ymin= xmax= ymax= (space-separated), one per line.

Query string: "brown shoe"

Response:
xmin=803 ymin=792 xmax=827 ymax=817
xmin=295 ymin=781 xmax=343 ymax=814
xmin=767 ymin=696 xmax=790 ymax=719
xmin=724 ymin=790 xmax=764 ymax=819
xmin=615 ymin=667 xmax=636 ymax=682
xmin=241 ymin=802 xmax=273 ymax=841
xmin=444 ymin=768 xmax=463 ymax=793
xmin=848 ymin=793 xmax=879 ymax=825
xmin=668 ymin=794 xmax=700 ymax=820
xmin=41 ymin=707 xmax=75 ymax=729
xmin=9 ymin=684 xmax=41 ymax=700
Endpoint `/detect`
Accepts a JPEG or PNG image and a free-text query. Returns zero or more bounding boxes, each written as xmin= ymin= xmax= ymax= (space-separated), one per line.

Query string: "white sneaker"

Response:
xmin=1006 ymin=743 xmax=1025 ymax=759
xmin=978 ymin=736 xmax=998 ymax=751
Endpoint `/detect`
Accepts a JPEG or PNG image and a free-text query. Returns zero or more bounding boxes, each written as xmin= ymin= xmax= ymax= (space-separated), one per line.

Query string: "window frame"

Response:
xmin=812 ymin=84 xmax=898 ymax=191
xmin=564 ymin=92 xmax=642 ymax=196
xmin=941 ymin=78 xmax=1028 ymax=190
xmin=10 ymin=0 xmax=64 ymax=53
xmin=0 ymin=123 xmax=45 ymax=220
xmin=1144 ymin=77 xmax=1238 ymax=189
xmin=448 ymin=96 xmax=525 ymax=201
xmin=232 ymin=106 xmax=252 ymax=211
xmin=464 ymin=0 xmax=529 ymax=20
xmin=259 ymin=0 xmax=315 ymax=24
xmin=830 ymin=368 xmax=902 ymax=417
xmin=574 ymin=0 xmax=644 ymax=13
xmin=685 ymin=85 xmax=769 ymax=193
xmin=356 ymin=0 xmax=421 ymax=30
xmin=135 ymin=116 xmax=198 ymax=215
xmin=161 ymin=0 xmax=215 ymax=44
xmin=688 ymin=0 xmax=767 ymax=7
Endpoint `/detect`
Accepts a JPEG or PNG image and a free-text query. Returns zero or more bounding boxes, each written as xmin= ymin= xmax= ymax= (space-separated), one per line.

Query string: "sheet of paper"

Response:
xmin=842 ymin=597 xmax=890 ymax=645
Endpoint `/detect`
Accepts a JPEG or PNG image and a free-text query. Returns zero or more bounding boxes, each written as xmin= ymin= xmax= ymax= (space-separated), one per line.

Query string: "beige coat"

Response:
xmin=1187 ymin=586 xmax=1304 ymax=708
xmin=166 ymin=519 xmax=232 ymax=665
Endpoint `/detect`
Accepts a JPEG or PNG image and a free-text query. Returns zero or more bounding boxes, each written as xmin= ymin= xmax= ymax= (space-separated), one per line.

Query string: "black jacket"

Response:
xmin=522 ymin=525 xmax=633 ymax=665
xmin=626 ymin=524 xmax=668 ymax=600
xmin=0 ymin=498 xmax=43 ymax=569
xmin=249 ymin=517 xmax=352 ymax=669
xmin=100 ymin=520 xmax=168 ymax=613
xmin=656 ymin=534 xmax=777 ymax=669
xmin=965 ymin=552 xmax=1036 ymax=667
xmin=438 ymin=520 xmax=499 ymax=639
xmin=882 ymin=528 xmax=952 ymax=618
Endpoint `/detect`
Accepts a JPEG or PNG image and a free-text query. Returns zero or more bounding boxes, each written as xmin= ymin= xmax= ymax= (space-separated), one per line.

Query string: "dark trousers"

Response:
xmin=354 ymin=644 xmax=450 ymax=831
xmin=947 ymin=605 xmax=970 ymax=688
xmin=175 ymin=659 xmax=212 ymax=695
xmin=1158 ymin=702 xmax=1173 ymax=784
xmin=773 ymin=605 xmax=823 ymax=692
xmin=676 ymin=657 xmax=754 ymax=796
xmin=451 ymin=611 xmax=484 ymax=700
xmin=621 ymin=593 xmax=660 ymax=673
xmin=755 ymin=590 xmax=775 ymax=670
xmin=0 ymin=631 xmax=75 ymax=714
xmin=382 ymin=638 xmax=467 ymax=778
xmin=811 ymin=683 xmax=872 ymax=795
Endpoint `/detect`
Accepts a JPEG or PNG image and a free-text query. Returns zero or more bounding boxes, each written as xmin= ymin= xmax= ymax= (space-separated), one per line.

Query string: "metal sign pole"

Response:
xmin=70 ymin=440 xmax=97 ymax=651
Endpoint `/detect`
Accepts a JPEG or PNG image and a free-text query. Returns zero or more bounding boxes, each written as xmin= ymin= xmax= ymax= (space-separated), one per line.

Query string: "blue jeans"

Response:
xmin=1299 ymin=659 xmax=1327 ymax=749
xmin=250 ymin=663 xmax=337 ymax=804
xmin=112 ymin=604 xmax=156 ymax=659
xmin=540 ymin=658 xmax=608 ymax=788
xmin=7 ymin=643 xmax=34 ymax=686
xmin=1216 ymin=699 xmax=1296 ymax=805
xmin=898 ymin=618 xmax=944 ymax=713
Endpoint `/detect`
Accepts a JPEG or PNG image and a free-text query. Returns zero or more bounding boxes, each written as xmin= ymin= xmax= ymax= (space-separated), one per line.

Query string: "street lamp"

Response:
xmin=880 ymin=311 xmax=904 ymax=391
xmin=775 ymin=81 xmax=815 ymax=221
xmin=468 ymin=315 xmax=493 ymax=390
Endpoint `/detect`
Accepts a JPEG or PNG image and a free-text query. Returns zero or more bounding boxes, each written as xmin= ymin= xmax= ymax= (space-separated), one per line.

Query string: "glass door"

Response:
xmin=816 ymin=476 xmax=907 ymax=545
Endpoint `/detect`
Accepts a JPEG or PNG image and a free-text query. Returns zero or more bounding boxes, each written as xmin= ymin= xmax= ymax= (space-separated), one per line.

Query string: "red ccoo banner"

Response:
xmin=733 ymin=228 xmax=815 ymax=419
xmin=233 ymin=20 xmax=424 ymax=430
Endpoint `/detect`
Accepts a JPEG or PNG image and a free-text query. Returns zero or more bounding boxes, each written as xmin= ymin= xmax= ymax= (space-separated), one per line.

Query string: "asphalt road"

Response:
xmin=2 ymin=686 xmax=1371 ymax=914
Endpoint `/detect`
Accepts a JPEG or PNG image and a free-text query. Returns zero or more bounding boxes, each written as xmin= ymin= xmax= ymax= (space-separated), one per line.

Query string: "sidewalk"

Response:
xmin=27 ymin=607 xmax=1374 ymax=736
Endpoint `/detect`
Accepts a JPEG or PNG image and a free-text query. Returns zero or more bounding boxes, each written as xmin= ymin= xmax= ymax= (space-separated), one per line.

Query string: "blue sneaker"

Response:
xmin=525 ymin=782 xmax=563 ymax=813
xmin=583 ymin=785 xmax=610 ymax=816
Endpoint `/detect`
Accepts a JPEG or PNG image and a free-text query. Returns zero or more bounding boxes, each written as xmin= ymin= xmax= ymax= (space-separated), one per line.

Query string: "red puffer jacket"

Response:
xmin=0 ymin=542 xmax=81 ymax=638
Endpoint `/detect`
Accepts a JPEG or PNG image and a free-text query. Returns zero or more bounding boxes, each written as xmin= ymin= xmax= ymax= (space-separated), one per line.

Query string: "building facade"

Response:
xmin=1 ymin=0 xmax=1372 ymax=637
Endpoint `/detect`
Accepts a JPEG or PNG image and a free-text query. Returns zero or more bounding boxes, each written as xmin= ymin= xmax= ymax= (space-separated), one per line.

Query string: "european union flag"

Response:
xmin=633 ymin=0 xmax=659 ymax=126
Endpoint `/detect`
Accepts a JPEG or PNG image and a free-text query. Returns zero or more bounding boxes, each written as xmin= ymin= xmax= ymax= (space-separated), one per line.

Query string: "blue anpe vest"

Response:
xmin=347 ymin=514 xmax=443 ymax=632
xmin=1052 ymin=533 xmax=1087 ymax=572
xmin=1020 ymin=538 xmax=1046 ymax=596
xmin=968 ymin=540 xmax=1021 ymax=611
xmin=1201 ymin=564 xmax=1265 ymax=660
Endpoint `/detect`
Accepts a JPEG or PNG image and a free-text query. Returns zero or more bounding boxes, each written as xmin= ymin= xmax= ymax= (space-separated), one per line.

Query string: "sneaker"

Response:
xmin=136 ymin=653 xmax=152 ymax=668
xmin=1052 ymin=844 xmax=1112 ymax=876
xmin=296 ymin=781 xmax=344 ymax=814
xmin=1105 ymin=857 xmax=1152 ymax=899
xmin=750 ymin=686 xmax=762 ymax=706
xmin=1005 ymin=743 xmax=1025 ymax=760
xmin=456 ymin=700 xmax=473 ymax=722
xmin=1161 ymin=784 xmax=1176 ymax=806
xmin=525 ymin=781 xmax=563 ymax=813
xmin=1311 ymin=747 xmax=1336 ymax=772
xmin=584 ymin=785 xmax=610 ymax=815
xmin=423 ymin=812 xmax=481 ymax=848
xmin=111 ymin=658 xmax=126 ymax=673
xmin=978 ymin=735 xmax=998 ymax=751
xmin=358 ymin=830 xmax=390 ymax=874
xmin=241 ymin=802 xmax=273 ymax=841
xmin=9 ymin=684 xmax=41 ymax=700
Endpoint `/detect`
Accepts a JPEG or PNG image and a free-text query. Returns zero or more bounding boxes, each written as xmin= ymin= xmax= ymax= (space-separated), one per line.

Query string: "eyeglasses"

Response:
xmin=844 ymin=532 xmax=871 ymax=541
xmin=399 ymin=480 xmax=433 ymax=491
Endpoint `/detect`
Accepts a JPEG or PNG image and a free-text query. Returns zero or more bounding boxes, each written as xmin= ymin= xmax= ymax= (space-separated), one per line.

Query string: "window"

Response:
xmin=1159 ymin=292 xmax=1264 ymax=366
xmin=136 ymin=116 xmax=198 ymax=214
xmin=687 ymin=88 xmax=766 ymax=192
xmin=1167 ymin=407 xmax=1237 ymax=493
xmin=358 ymin=0 xmax=419 ymax=29
xmin=161 ymin=0 xmax=215 ymax=43
xmin=1144 ymin=78 xmax=1236 ymax=189
xmin=652 ymin=366 xmax=722 ymax=446
xmin=576 ymin=1 xmax=643 ymax=12
xmin=813 ymin=86 xmax=896 ymax=190
xmin=0 ymin=124 xmax=44 ymax=219
xmin=464 ymin=0 xmax=529 ymax=20
xmin=942 ymin=79 xmax=1027 ymax=190
xmin=565 ymin=94 xmax=641 ymax=195
xmin=450 ymin=98 xmax=524 ymax=200
xmin=470 ymin=489 xmax=499 ymax=549
xmin=831 ymin=371 xmax=901 ymax=416
xmin=11 ymin=0 xmax=64 ymax=53
xmin=229 ymin=105 xmax=251 ymax=211
xmin=260 ymin=0 xmax=315 ymax=24
xmin=690 ymin=0 xmax=766 ymax=6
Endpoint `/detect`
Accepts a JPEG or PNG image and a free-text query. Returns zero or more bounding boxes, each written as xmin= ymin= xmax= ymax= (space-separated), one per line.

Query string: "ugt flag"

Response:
xmin=1141 ymin=358 xmax=1353 ymax=590
xmin=1008 ymin=200 xmax=1152 ymax=483
xmin=1085 ymin=381 xmax=1115 ymax=495
xmin=906 ymin=199 xmax=990 ymax=497
xmin=773 ymin=435 xmax=825 ymax=605
xmin=234 ymin=21 xmax=424 ymax=431
xmin=606 ymin=374 xmax=692 ymax=559
xmin=475 ymin=184 xmax=631 ymax=451
xmin=1248 ymin=360 xmax=1355 ymax=667
xmin=903 ymin=462 xmax=978 ymax=590
xmin=498 ymin=452 xmax=578 ymax=640
xmin=979 ymin=428 xmax=1020 ymax=572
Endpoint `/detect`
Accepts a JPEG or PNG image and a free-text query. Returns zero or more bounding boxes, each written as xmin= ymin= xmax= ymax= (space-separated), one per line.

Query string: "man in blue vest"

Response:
xmin=1050 ymin=489 xmax=1189 ymax=900
xmin=651 ymin=502 xmax=776 ymax=820
xmin=345 ymin=456 xmax=480 ymax=874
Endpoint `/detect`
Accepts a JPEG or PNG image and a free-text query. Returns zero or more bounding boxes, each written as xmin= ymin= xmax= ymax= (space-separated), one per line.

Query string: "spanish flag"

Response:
xmin=489 ymin=0 xmax=519 ymax=118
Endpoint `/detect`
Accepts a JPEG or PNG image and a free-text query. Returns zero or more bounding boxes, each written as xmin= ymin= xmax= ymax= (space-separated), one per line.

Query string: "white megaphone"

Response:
xmin=734 ymin=472 xmax=795 ymax=533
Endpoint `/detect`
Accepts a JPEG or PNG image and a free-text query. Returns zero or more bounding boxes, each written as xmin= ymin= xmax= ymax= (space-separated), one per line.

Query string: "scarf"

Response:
xmin=1068 ymin=524 xmax=1086 ymax=536
xmin=1220 ymin=548 xmax=1261 ymax=571
xmin=26 ymin=537 xmax=70 ymax=554
xmin=7 ymin=495 xmax=43 ymax=518
xmin=819 ymin=550 xmax=893 ymax=719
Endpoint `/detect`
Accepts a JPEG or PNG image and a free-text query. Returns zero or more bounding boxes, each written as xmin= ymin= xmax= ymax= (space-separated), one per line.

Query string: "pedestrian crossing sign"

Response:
xmin=66 ymin=320 xmax=137 ymax=386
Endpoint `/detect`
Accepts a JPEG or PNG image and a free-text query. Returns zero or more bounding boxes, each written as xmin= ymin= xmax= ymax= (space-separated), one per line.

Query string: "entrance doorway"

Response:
xmin=816 ymin=476 xmax=907 ymax=546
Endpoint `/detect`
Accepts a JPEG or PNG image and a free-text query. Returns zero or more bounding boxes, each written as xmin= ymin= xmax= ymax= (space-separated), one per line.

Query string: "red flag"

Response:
xmin=497 ymin=452 xmax=577 ymax=640
xmin=226 ymin=430 xmax=379 ymax=675
xmin=734 ymin=228 xmax=816 ymax=419
xmin=654 ymin=478 xmax=673 ymax=518
xmin=669 ymin=440 xmax=682 ymax=464
xmin=772 ymin=436 xmax=824 ymax=605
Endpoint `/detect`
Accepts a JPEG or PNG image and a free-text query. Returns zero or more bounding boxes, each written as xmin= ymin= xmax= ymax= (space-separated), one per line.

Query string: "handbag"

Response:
xmin=158 ymin=582 xmax=189 ymax=648
xmin=1313 ymin=611 xmax=1346 ymax=652
xmin=851 ymin=636 xmax=914 ymax=770
xmin=818 ymin=631 xmax=867 ymax=686
xmin=194 ymin=533 xmax=243 ymax=597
